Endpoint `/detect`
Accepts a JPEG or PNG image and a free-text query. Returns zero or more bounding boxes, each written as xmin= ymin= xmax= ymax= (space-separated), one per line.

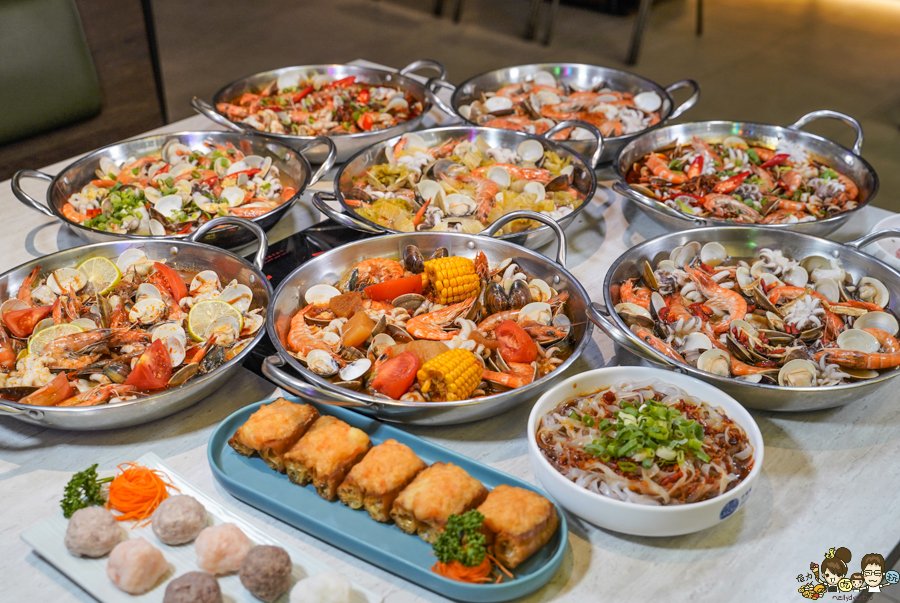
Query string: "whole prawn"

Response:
xmin=459 ymin=175 xmax=500 ymax=225
xmin=406 ymin=297 xmax=476 ymax=340
xmin=339 ymin=258 xmax=405 ymax=291
xmin=287 ymin=304 xmax=341 ymax=357
xmin=619 ymin=278 xmax=651 ymax=310
xmin=813 ymin=328 xmax=900 ymax=369
xmin=685 ymin=265 xmax=746 ymax=333
xmin=57 ymin=384 xmax=137 ymax=407
xmin=645 ymin=153 xmax=687 ymax=184
xmin=40 ymin=329 xmax=116 ymax=370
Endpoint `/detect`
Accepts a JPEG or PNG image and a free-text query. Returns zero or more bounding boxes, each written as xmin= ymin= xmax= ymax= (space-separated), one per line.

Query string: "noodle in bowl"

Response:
xmin=526 ymin=366 xmax=764 ymax=536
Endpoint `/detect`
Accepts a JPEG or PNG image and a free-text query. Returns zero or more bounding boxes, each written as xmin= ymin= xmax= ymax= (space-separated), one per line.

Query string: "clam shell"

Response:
xmin=523 ymin=181 xmax=546 ymax=202
xmin=516 ymin=139 xmax=544 ymax=163
xmin=115 ymin=248 xmax=147 ymax=274
xmin=614 ymin=302 xmax=655 ymax=329
xmin=220 ymin=282 xmax=253 ymax=313
xmin=304 ymin=284 xmax=340 ymax=305
xmin=633 ymin=91 xmax=662 ymax=113
xmin=304 ymin=349 xmax=340 ymax=377
xmin=782 ymin=266 xmax=809 ymax=288
xmin=340 ymin=358 xmax=372 ymax=381
xmin=486 ymin=166 xmax=512 ymax=189
xmin=854 ymin=311 xmax=899 ymax=336
xmin=837 ymin=328 xmax=880 ymax=353
xmin=778 ymin=359 xmax=817 ymax=387
xmin=400 ymin=133 xmax=427 ymax=152
xmin=154 ymin=194 xmax=184 ymax=219
xmin=48 ymin=268 xmax=88 ymax=295
xmin=673 ymin=241 xmax=700 ymax=268
xmin=136 ymin=283 xmax=162 ymax=300
xmin=220 ymin=186 xmax=246 ymax=207
xmin=699 ymin=242 xmax=727 ymax=267
xmin=697 ymin=348 xmax=731 ymax=377
xmin=484 ymin=95 xmax=514 ymax=114
xmin=531 ymin=70 xmax=557 ymax=87
xmin=392 ymin=293 xmax=426 ymax=312
xmin=277 ymin=69 xmax=306 ymax=91
xmin=722 ymin=136 xmax=749 ymax=149
xmin=416 ymin=180 xmax=444 ymax=203
xmin=857 ymin=277 xmax=889 ymax=308
xmin=815 ymin=278 xmax=841 ymax=303
xmin=682 ymin=332 xmax=713 ymax=351
xmin=519 ymin=302 xmax=552 ymax=325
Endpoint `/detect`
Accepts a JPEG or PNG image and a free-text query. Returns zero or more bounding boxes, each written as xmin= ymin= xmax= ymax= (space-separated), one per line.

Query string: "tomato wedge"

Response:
xmin=369 ymin=351 xmax=419 ymax=400
xmin=358 ymin=112 xmax=375 ymax=131
xmin=3 ymin=305 xmax=53 ymax=338
xmin=364 ymin=275 xmax=423 ymax=302
xmin=125 ymin=339 xmax=172 ymax=390
xmin=153 ymin=262 xmax=187 ymax=302
xmin=495 ymin=320 xmax=538 ymax=364
xmin=19 ymin=373 xmax=74 ymax=406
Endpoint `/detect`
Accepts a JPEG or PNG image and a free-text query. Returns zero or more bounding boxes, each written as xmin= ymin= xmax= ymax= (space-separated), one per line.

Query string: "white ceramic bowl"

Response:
xmin=527 ymin=366 xmax=764 ymax=537
xmin=869 ymin=214 xmax=900 ymax=271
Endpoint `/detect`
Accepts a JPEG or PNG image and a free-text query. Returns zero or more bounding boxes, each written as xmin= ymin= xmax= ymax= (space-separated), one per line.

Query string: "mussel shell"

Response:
xmin=0 ymin=386 xmax=39 ymax=401
xmin=642 ymin=261 xmax=659 ymax=291
xmin=403 ymin=245 xmax=425 ymax=274
xmin=429 ymin=247 xmax=450 ymax=260
xmin=798 ymin=327 xmax=823 ymax=342
xmin=751 ymin=285 xmax=780 ymax=314
xmin=392 ymin=293 xmax=426 ymax=312
xmin=507 ymin=279 xmax=533 ymax=310
xmin=168 ymin=362 xmax=199 ymax=387
xmin=488 ymin=350 xmax=511 ymax=373
xmin=545 ymin=174 xmax=572 ymax=192
xmin=573 ymin=167 xmax=592 ymax=196
xmin=484 ymin=281 xmax=508 ymax=315
xmin=199 ymin=345 xmax=226 ymax=374
xmin=334 ymin=380 xmax=363 ymax=391
xmin=104 ymin=362 xmax=132 ymax=384
xmin=386 ymin=324 xmax=414 ymax=343
xmin=757 ymin=329 xmax=793 ymax=345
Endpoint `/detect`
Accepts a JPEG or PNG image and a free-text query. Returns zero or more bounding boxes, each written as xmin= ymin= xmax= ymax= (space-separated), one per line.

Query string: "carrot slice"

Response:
xmin=105 ymin=462 xmax=179 ymax=527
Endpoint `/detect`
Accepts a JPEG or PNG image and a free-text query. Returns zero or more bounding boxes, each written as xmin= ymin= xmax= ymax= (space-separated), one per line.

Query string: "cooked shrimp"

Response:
xmin=685 ymin=266 xmax=746 ymax=333
xmin=460 ymin=175 xmax=500 ymax=225
xmin=701 ymin=194 xmax=763 ymax=222
xmin=620 ymin=278 xmax=651 ymax=310
xmin=406 ymin=297 xmax=476 ymax=340
xmin=482 ymin=361 xmax=536 ymax=388
xmin=339 ymin=258 xmax=405 ymax=292
xmin=57 ymin=384 xmax=136 ymax=407
xmin=40 ymin=329 xmax=115 ymax=370
xmin=646 ymin=153 xmax=687 ymax=184
xmin=17 ymin=266 xmax=40 ymax=304
xmin=469 ymin=164 xmax=552 ymax=182
xmin=630 ymin=324 xmax=686 ymax=363
xmin=287 ymin=304 xmax=340 ymax=356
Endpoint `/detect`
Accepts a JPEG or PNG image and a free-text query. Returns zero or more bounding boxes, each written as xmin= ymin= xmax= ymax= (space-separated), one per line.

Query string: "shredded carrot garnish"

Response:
xmin=432 ymin=557 xmax=494 ymax=583
xmin=105 ymin=462 xmax=178 ymax=527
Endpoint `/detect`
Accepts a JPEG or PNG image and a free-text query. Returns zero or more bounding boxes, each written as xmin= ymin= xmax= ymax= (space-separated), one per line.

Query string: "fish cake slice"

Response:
xmin=337 ymin=438 xmax=426 ymax=522
xmin=283 ymin=415 xmax=371 ymax=500
xmin=390 ymin=462 xmax=488 ymax=543
xmin=477 ymin=484 xmax=558 ymax=569
xmin=227 ymin=398 xmax=319 ymax=473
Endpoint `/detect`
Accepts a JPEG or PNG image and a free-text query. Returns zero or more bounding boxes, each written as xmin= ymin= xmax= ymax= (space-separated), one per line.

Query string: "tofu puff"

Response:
xmin=283 ymin=416 xmax=372 ymax=500
xmin=477 ymin=485 xmax=558 ymax=569
xmin=228 ymin=398 xmax=318 ymax=473
xmin=337 ymin=439 xmax=427 ymax=522
xmin=391 ymin=462 xmax=488 ymax=543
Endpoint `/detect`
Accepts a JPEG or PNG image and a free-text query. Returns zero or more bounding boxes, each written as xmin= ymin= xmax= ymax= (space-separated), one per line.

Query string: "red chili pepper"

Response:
xmin=687 ymin=155 xmax=704 ymax=179
xmin=713 ymin=171 xmax=750 ymax=194
xmin=201 ymin=174 xmax=219 ymax=187
xmin=657 ymin=306 xmax=670 ymax=322
xmin=85 ymin=208 xmax=102 ymax=219
xmin=292 ymin=86 xmax=314 ymax=103
xmin=760 ymin=153 xmax=790 ymax=169
xmin=329 ymin=76 xmax=356 ymax=88
xmin=358 ymin=112 xmax=374 ymax=131
xmin=176 ymin=224 xmax=194 ymax=234
xmin=225 ymin=168 xmax=261 ymax=179
xmin=356 ymin=89 xmax=370 ymax=105
xmin=156 ymin=164 xmax=170 ymax=175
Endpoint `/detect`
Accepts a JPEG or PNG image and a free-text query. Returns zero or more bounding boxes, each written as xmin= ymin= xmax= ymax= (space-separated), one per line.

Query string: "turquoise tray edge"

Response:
xmin=207 ymin=396 xmax=568 ymax=603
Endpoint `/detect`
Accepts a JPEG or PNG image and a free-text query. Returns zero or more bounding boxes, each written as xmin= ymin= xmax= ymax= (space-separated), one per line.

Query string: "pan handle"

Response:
xmin=0 ymin=402 xmax=45 ymax=421
xmin=845 ymin=229 xmax=900 ymax=251
xmin=188 ymin=217 xmax=269 ymax=272
xmin=665 ymin=79 xmax=701 ymax=120
xmin=190 ymin=96 xmax=251 ymax=132
xmin=312 ymin=192 xmax=383 ymax=233
xmin=397 ymin=59 xmax=447 ymax=81
xmin=292 ymin=136 xmax=337 ymax=186
xmin=11 ymin=170 xmax=56 ymax=218
xmin=612 ymin=180 xmax=707 ymax=226
xmin=482 ymin=210 xmax=567 ymax=268
xmin=545 ymin=120 xmax=604 ymax=169
xmin=263 ymin=355 xmax=372 ymax=408
xmin=586 ymin=302 xmax=681 ymax=369
xmin=789 ymin=110 xmax=864 ymax=155
xmin=425 ymin=77 xmax=458 ymax=117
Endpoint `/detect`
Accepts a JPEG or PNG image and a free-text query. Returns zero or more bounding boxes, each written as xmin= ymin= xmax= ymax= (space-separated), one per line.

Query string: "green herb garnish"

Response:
xmin=821 ymin=168 xmax=838 ymax=180
xmin=61 ymin=464 xmax=112 ymax=518
xmin=747 ymin=148 xmax=761 ymax=165
xmin=432 ymin=510 xmax=487 ymax=567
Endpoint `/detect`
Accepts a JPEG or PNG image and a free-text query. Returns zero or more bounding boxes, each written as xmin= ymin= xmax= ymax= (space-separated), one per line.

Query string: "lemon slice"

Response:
xmin=188 ymin=300 xmax=243 ymax=342
xmin=28 ymin=323 xmax=84 ymax=356
xmin=78 ymin=257 xmax=121 ymax=295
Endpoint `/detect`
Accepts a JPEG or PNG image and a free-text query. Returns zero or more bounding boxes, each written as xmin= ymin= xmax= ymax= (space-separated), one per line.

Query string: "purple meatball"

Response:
xmin=163 ymin=571 xmax=222 ymax=603
xmin=152 ymin=495 xmax=208 ymax=545
xmin=65 ymin=506 xmax=122 ymax=558
xmin=240 ymin=545 xmax=293 ymax=602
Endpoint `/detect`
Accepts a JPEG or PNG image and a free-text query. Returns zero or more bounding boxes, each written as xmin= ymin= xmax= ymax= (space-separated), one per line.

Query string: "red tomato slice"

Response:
xmin=495 ymin=320 xmax=538 ymax=364
xmin=125 ymin=339 xmax=172 ymax=390
xmin=3 ymin=305 xmax=53 ymax=338
xmin=152 ymin=263 xmax=187 ymax=302
xmin=369 ymin=351 xmax=419 ymax=400
xmin=18 ymin=373 xmax=74 ymax=406
xmin=364 ymin=276 xmax=423 ymax=302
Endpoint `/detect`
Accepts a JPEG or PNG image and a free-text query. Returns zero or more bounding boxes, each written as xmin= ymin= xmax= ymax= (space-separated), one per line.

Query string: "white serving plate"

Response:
xmin=21 ymin=452 xmax=382 ymax=603
xmin=870 ymin=214 xmax=900 ymax=271
xmin=526 ymin=366 xmax=764 ymax=537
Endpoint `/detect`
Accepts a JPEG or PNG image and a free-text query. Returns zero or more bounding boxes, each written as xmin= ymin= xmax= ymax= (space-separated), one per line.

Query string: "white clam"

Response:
xmin=32 ymin=284 xmax=58 ymax=306
xmin=682 ymin=332 xmax=713 ymax=351
xmin=778 ymin=359 xmax=817 ymax=387
xmin=517 ymin=139 xmax=544 ymax=163
xmin=220 ymin=186 xmax=246 ymax=208
xmin=304 ymin=283 xmax=340 ymax=305
xmin=673 ymin=241 xmax=701 ymax=269
xmin=699 ymin=242 xmax=727 ymax=267
xmin=486 ymin=166 xmax=512 ymax=189
xmin=633 ymin=91 xmax=662 ymax=113
xmin=484 ymin=95 xmax=514 ymax=113
xmin=614 ymin=302 xmax=653 ymax=325
xmin=220 ymin=282 xmax=253 ymax=313
xmin=518 ymin=302 xmax=552 ymax=325
xmin=116 ymin=248 xmax=148 ymax=275
xmin=458 ymin=104 xmax=472 ymax=120
xmin=399 ymin=133 xmax=427 ymax=152
xmin=523 ymin=182 xmax=546 ymax=202
xmin=136 ymin=283 xmax=162 ymax=300
xmin=815 ymin=278 xmax=841 ymax=303
xmin=443 ymin=193 xmax=476 ymax=217
xmin=339 ymin=358 xmax=372 ymax=382
xmin=48 ymin=268 xmax=88 ymax=295
xmin=98 ymin=157 xmax=120 ymax=177
xmin=656 ymin=259 xmax=677 ymax=273
xmin=837 ymin=329 xmax=881 ymax=353
xmin=749 ymin=260 xmax=772 ymax=279
xmin=854 ymin=311 xmax=899 ymax=336
xmin=311 ymin=73 xmax=334 ymax=89
xmin=241 ymin=312 xmax=264 ymax=336
xmin=162 ymin=141 xmax=192 ymax=164
xmin=304 ymin=349 xmax=340 ymax=376
xmin=143 ymin=186 xmax=162 ymax=204
xmin=736 ymin=267 xmax=755 ymax=291
xmin=154 ymin=194 xmax=184 ymax=219
xmin=128 ymin=298 xmax=166 ymax=324
xmin=152 ymin=322 xmax=187 ymax=345
xmin=528 ymin=279 xmax=553 ymax=303
xmin=758 ymin=273 xmax=783 ymax=289
xmin=205 ymin=315 xmax=241 ymax=346
xmin=729 ymin=319 xmax=759 ymax=338
xmin=213 ymin=157 xmax=231 ymax=177
xmin=149 ymin=219 xmax=166 ymax=236
xmin=277 ymin=69 xmax=306 ymax=91
xmin=385 ymin=95 xmax=409 ymax=112
xmin=533 ymin=89 xmax=561 ymax=106
xmin=782 ymin=266 xmax=809 ymax=288
xmin=857 ymin=277 xmax=890 ymax=308
xmin=225 ymin=161 xmax=249 ymax=176
xmin=242 ymin=155 xmax=266 ymax=169
xmin=190 ymin=270 xmax=221 ymax=295
xmin=163 ymin=336 xmax=186 ymax=367
xmin=696 ymin=349 xmax=731 ymax=377
xmin=531 ymin=70 xmax=557 ymax=87
xmin=0 ymin=299 xmax=28 ymax=315
xmin=416 ymin=180 xmax=444 ymax=203
xmin=722 ymin=136 xmax=749 ymax=149
xmin=167 ymin=162 xmax=194 ymax=179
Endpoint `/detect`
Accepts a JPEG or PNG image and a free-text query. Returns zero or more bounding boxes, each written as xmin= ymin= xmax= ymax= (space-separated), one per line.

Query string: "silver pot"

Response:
xmin=0 ymin=217 xmax=271 ymax=430
xmin=311 ymin=125 xmax=600 ymax=251
xmin=262 ymin=211 xmax=594 ymax=425
xmin=612 ymin=110 xmax=878 ymax=238
xmin=191 ymin=60 xmax=447 ymax=163
xmin=12 ymin=131 xmax=335 ymax=250
xmin=427 ymin=62 xmax=699 ymax=165
xmin=587 ymin=226 xmax=900 ymax=412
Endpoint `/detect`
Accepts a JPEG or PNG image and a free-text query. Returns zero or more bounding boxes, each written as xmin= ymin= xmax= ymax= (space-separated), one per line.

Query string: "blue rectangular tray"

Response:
xmin=208 ymin=396 xmax=568 ymax=602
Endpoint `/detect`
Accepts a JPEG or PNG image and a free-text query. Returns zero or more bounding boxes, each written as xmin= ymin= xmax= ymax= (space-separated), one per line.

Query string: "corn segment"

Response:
xmin=423 ymin=256 xmax=480 ymax=305
xmin=417 ymin=349 xmax=482 ymax=402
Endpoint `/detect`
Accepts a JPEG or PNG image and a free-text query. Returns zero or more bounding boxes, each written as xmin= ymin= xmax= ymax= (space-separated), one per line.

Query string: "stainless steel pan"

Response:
xmin=312 ymin=125 xmax=600 ymax=251
xmin=12 ymin=131 xmax=335 ymax=249
xmin=262 ymin=211 xmax=594 ymax=425
xmin=0 ymin=217 xmax=270 ymax=430
xmin=612 ymin=110 xmax=878 ymax=238
xmin=587 ymin=226 xmax=900 ymax=412
xmin=428 ymin=62 xmax=699 ymax=164
xmin=191 ymin=60 xmax=447 ymax=163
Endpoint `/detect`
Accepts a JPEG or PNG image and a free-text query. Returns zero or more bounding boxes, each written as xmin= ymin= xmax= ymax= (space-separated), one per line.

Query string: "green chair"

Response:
xmin=0 ymin=0 xmax=102 ymax=145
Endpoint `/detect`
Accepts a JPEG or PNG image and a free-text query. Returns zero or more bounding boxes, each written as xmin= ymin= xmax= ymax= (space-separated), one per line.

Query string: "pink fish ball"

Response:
xmin=107 ymin=538 xmax=168 ymax=594
xmin=195 ymin=523 xmax=252 ymax=575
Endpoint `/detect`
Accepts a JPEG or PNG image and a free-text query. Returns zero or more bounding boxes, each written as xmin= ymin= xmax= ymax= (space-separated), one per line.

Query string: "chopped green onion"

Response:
xmin=618 ymin=462 xmax=637 ymax=472
xmin=747 ymin=148 xmax=761 ymax=165
xmin=581 ymin=415 xmax=595 ymax=427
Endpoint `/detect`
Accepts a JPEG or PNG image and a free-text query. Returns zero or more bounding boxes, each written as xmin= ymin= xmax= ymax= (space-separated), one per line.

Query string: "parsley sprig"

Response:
xmin=61 ymin=464 xmax=112 ymax=518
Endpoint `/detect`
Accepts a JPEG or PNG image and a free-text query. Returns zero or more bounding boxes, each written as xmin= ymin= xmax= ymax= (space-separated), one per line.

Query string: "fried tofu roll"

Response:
xmin=337 ymin=439 xmax=426 ymax=522
xmin=227 ymin=398 xmax=319 ymax=473
xmin=282 ymin=416 xmax=371 ymax=500
xmin=390 ymin=462 xmax=488 ymax=543
xmin=477 ymin=485 xmax=559 ymax=569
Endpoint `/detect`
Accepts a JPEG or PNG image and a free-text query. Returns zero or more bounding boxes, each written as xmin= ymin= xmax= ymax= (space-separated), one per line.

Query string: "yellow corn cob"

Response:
xmin=417 ymin=349 xmax=482 ymax=402
xmin=424 ymin=256 xmax=479 ymax=305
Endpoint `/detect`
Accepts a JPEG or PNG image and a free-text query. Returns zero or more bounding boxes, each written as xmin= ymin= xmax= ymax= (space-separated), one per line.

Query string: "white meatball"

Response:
xmin=194 ymin=523 xmax=252 ymax=575
xmin=152 ymin=495 xmax=208 ymax=545
xmin=65 ymin=507 xmax=122 ymax=558
xmin=290 ymin=570 xmax=351 ymax=603
xmin=107 ymin=538 xmax=168 ymax=594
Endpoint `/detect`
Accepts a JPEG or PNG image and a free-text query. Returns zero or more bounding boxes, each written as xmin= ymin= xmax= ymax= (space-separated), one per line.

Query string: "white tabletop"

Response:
xmin=1 ymin=63 xmax=898 ymax=602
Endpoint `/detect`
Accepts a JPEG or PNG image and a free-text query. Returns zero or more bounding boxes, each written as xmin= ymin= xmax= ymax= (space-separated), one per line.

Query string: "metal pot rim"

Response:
xmin=331 ymin=125 xmax=598 ymax=241
xmin=601 ymin=225 xmax=900 ymax=394
xmin=266 ymin=230 xmax=594 ymax=410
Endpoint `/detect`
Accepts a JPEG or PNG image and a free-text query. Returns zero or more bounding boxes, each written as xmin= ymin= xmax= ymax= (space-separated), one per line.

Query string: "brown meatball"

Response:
xmin=240 ymin=545 xmax=293 ymax=602
xmin=65 ymin=507 xmax=121 ymax=558
xmin=152 ymin=495 xmax=208 ymax=545
xmin=163 ymin=571 xmax=222 ymax=603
